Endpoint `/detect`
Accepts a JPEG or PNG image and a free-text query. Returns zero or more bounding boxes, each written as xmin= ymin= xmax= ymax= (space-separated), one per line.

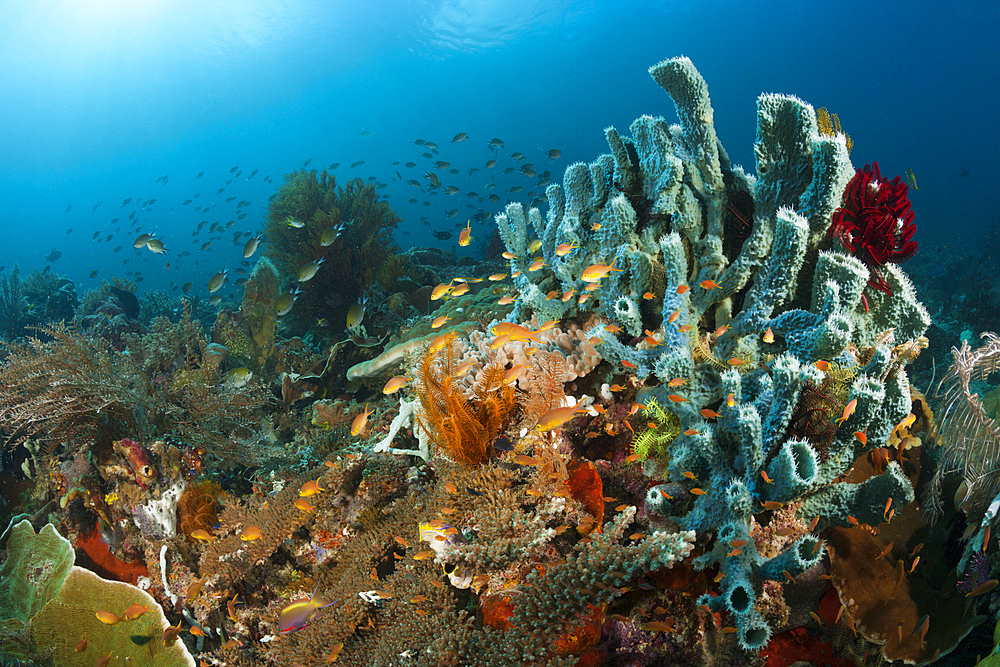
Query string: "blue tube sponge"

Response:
xmin=759 ymin=534 xmax=824 ymax=581
xmin=764 ymin=438 xmax=819 ymax=502
xmin=723 ymin=565 xmax=756 ymax=616
xmin=798 ymin=461 xmax=915 ymax=530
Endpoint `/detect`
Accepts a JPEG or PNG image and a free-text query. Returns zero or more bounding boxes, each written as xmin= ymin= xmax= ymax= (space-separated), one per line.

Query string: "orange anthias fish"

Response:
xmin=294 ymin=498 xmax=317 ymax=513
xmin=835 ymin=398 xmax=857 ymax=425
xmin=351 ymin=403 xmax=375 ymax=436
xmin=300 ymin=479 xmax=325 ymax=497
xmin=458 ymin=220 xmax=472 ymax=246
xmin=121 ymin=603 xmax=152 ymax=621
xmin=279 ymin=581 xmax=337 ymax=633
xmin=383 ymin=374 xmax=411 ymax=394
xmin=162 ymin=618 xmax=183 ymax=646
xmin=556 ymin=242 xmax=579 ymax=256
xmin=535 ymin=399 xmax=588 ymax=431
xmin=430 ymin=281 xmax=455 ymax=301
xmin=491 ymin=322 xmax=543 ymax=344
xmin=241 ymin=525 xmax=263 ymax=541
xmin=74 ymin=635 xmax=88 ymax=652
xmin=580 ymin=260 xmax=623 ymax=283
xmin=189 ymin=529 xmax=217 ymax=542
xmin=699 ymin=279 xmax=721 ymax=290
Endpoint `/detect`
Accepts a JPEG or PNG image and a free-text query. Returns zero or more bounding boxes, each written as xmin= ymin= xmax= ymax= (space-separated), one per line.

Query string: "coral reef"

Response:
xmin=2 ymin=55 xmax=996 ymax=667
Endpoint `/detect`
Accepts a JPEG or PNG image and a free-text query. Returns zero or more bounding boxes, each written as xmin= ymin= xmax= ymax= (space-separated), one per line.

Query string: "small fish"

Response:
xmin=876 ymin=541 xmax=895 ymax=560
xmin=487 ymin=273 xmax=507 ymax=281
xmin=890 ymin=558 xmax=905 ymax=598
xmin=760 ymin=470 xmax=774 ymax=484
xmin=908 ymin=555 xmax=920 ymax=573
xmin=854 ymin=431 xmax=867 ymax=446
xmin=242 ymin=234 xmax=263 ymax=258
xmin=967 ymin=579 xmax=998 ymax=597
xmin=727 ymin=548 xmax=742 ymax=558
xmin=189 ymin=529 xmax=217 ymax=542
xmin=278 ymin=580 xmax=337 ymax=633
xmin=75 ymin=635 xmax=88 ymax=652
xmin=643 ymin=621 xmax=675 ymax=633
xmin=413 ymin=550 xmax=434 ymax=560
xmin=835 ymin=398 xmax=857 ymax=425
xmin=241 ymin=525 xmax=263 ymax=541
xmin=535 ymin=400 xmax=587 ymax=431
xmin=782 ymin=570 xmax=796 ymax=584
xmin=208 ymin=268 xmax=228 ymax=293
xmin=459 ymin=220 xmax=472 ymax=246
xmin=97 ymin=652 xmax=115 ymax=667
xmin=325 ymin=643 xmax=344 ymax=663
xmin=700 ymin=408 xmax=719 ymax=419
xmin=667 ymin=394 xmax=688 ymax=403
xmin=580 ymin=260 xmax=623 ymax=283
xmin=528 ymin=258 xmax=546 ymax=272
xmin=762 ymin=501 xmax=783 ymax=510
xmin=227 ymin=595 xmax=242 ymax=622
xmin=555 ymin=242 xmax=578 ymax=256
xmin=186 ymin=576 xmax=206 ymax=603
xmin=383 ymin=374 xmax=410 ymax=394
xmin=905 ymin=168 xmax=918 ymax=191
xmin=146 ymin=238 xmax=168 ymax=254
xmin=95 ymin=610 xmax=120 ymax=625
xmin=513 ymin=454 xmax=539 ymax=466
xmin=690 ymin=488 xmax=707 ymax=496
xmin=299 ymin=479 xmax=325 ymax=497
xmin=763 ymin=327 xmax=774 ymax=343
xmin=431 ymin=314 xmax=451 ymax=329
xmin=294 ymin=498 xmax=317 ymax=513
xmin=444 ymin=482 xmax=458 ymax=494
xmin=298 ymin=257 xmax=326 ymax=282
xmin=351 ymin=403 xmax=375 ymax=436
xmin=699 ymin=279 xmax=720 ymax=289
xmin=121 ymin=603 xmax=151 ymax=621
xmin=346 ymin=295 xmax=369 ymax=331
xmin=683 ymin=471 xmax=697 ymax=480
xmin=815 ymin=360 xmax=831 ymax=372
xmin=286 ymin=216 xmax=306 ymax=228
xmin=223 ymin=367 xmax=252 ymax=387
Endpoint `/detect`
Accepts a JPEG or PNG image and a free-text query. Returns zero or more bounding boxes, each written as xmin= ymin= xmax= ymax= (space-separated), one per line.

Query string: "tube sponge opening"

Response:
xmin=738 ymin=611 xmax=772 ymax=651
xmin=765 ymin=438 xmax=819 ymax=501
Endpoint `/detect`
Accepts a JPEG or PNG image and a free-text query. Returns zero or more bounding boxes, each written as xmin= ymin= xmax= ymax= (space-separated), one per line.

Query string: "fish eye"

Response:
xmin=141 ymin=465 xmax=153 ymax=477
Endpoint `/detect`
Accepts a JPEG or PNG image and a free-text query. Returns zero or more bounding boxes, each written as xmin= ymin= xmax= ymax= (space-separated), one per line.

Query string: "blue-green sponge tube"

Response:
xmin=764 ymin=438 xmax=819 ymax=502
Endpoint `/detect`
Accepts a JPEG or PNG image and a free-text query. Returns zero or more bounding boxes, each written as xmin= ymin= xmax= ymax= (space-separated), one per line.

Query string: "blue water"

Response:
xmin=1 ymin=0 xmax=997 ymax=299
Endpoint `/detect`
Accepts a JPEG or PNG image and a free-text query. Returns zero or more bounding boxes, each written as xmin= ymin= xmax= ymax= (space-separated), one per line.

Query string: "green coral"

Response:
xmin=631 ymin=397 xmax=682 ymax=460
xmin=0 ymin=520 xmax=194 ymax=666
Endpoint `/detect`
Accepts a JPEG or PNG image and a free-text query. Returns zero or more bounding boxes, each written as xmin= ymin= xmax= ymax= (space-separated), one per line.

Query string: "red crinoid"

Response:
xmin=828 ymin=162 xmax=917 ymax=295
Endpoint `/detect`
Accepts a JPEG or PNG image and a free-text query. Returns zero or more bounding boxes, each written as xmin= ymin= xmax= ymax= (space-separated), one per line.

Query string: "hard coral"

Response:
xmin=828 ymin=162 xmax=917 ymax=295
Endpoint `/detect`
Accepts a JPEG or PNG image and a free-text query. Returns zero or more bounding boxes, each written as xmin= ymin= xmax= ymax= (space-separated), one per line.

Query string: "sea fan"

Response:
xmin=925 ymin=331 xmax=1000 ymax=521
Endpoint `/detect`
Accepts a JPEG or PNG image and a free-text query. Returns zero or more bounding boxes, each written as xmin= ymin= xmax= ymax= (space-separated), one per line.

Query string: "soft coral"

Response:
xmin=829 ymin=162 xmax=917 ymax=295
